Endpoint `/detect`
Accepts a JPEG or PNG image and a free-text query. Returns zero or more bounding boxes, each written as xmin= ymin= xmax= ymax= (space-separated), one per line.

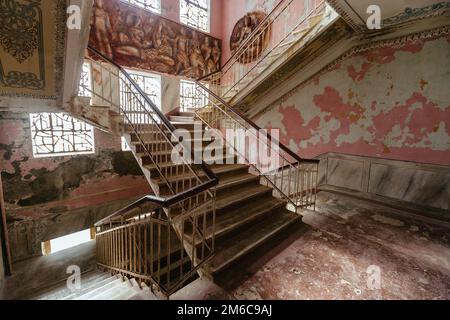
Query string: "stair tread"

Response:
xmin=215 ymin=183 xmax=273 ymax=211
xmin=142 ymin=154 xmax=236 ymax=170
xmin=35 ymin=271 xmax=106 ymax=300
xmin=62 ymin=274 xmax=119 ymax=300
xmin=209 ymin=209 xmax=301 ymax=273
xmin=151 ymin=164 xmax=248 ymax=185
xmin=136 ymin=146 xmax=229 ymax=158
xmin=188 ymin=197 xmax=286 ymax=242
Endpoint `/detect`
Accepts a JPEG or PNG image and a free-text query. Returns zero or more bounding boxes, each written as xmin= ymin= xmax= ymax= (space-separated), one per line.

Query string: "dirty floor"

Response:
xmin=174 ymin=191 xmax=450 ymax=300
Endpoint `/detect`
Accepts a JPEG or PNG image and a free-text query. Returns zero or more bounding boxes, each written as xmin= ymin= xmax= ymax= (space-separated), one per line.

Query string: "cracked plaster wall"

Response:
xmin=0 ymin=113 xmax=151 ymax=262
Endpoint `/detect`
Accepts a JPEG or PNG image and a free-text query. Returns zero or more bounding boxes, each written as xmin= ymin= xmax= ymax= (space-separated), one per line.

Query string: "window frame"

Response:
xmin=29 ymin=113 xmax=96 ymax=158
xmin=179 ymin=0 xmax=211 ymax=33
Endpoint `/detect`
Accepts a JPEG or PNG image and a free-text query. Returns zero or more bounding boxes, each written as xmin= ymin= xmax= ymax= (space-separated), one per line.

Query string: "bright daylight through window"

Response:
xmin=180 ymin=0 xmax=210 ymax=32
xmin=42 ymin=229 xmax=93 ymax=255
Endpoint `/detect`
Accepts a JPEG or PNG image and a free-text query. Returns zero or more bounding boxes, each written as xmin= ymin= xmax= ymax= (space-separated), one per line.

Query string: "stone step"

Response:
xmin=186 ymin=197 xmax=286 ymax=244
xmin=89 ymin=279 xmax=133 ymax=300
xmin=170 ymin=116 xmax=195 ymax=123
xmin=142 ymin=154 xmax=237 ymax=177
xmin=35 ymin=271 xmax=107 ymax=300
xmin=136 ymin=146 xmax=230 ymax=166
xmin=159 ymin=171 xmax=258 ymax=197
xmin=61 ymin=274 xmax=120 ymax=300
xmin=208 ymin=209 xmax=301 ymax=274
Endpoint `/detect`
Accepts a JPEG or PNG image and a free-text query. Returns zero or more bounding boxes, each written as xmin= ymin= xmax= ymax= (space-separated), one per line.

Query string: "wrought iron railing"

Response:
xmin=82 ymin=46 xmax=218 ymax=296
xmin=95 ymin=186 xmax=216 ymax=296
xmin=193 ymin=81 xmax=319 ymax=214
xmin=205 ymin=0 xmax=327 ymax=101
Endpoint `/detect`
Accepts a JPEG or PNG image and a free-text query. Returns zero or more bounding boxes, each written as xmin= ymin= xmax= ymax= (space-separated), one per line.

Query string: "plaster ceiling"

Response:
xmin=327 ymin=0 xmax=450 ymax=31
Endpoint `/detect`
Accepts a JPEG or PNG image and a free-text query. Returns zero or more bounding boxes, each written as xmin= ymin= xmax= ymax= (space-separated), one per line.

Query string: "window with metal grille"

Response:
xmin=30 ymin=113 xmax=95 ymax=158
xmin=121 ymin=70 xmax=162 ymax=124
xmin=180 ymin=0 xmax=210 ymax=32
xmin=180 ymin=79 xmax=209 ymax=112
xmin=121 ymin=0 xmax=161 ymax=14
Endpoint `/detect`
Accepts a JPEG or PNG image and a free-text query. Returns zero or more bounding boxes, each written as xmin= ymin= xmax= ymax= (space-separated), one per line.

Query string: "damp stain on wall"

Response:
xmin=256 ymin=35 xmax=450 ymax=166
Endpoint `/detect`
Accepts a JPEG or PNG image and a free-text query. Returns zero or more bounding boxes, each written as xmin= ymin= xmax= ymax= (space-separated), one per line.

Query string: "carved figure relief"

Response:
xmin=230 ymin=11 xmax=271 ymax=64
xmin=89 ymin=0 xmax=222 ymax=79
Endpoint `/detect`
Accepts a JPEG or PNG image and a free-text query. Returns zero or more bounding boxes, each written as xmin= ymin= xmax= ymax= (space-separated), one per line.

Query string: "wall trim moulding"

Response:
xmin=326 ymin=0 xmax=450 ymax=33
xmin=325 ymin=0 xmax=365 ymax=32
xmin=317 ymin=152 xmax=450 ymax=225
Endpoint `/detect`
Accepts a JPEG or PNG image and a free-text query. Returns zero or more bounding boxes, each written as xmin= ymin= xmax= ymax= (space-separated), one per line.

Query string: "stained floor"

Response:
xmin=175 ymin=192 xmax=450 ymax=300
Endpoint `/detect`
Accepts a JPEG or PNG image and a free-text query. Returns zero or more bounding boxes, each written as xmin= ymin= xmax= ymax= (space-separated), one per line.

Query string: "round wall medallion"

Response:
xmin=230 ymin=11 xmax=271 ymax=64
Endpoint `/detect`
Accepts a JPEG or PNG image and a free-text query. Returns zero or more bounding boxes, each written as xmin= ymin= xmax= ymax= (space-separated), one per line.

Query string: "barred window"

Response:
xmin=180 ymin=0 xmax=210 ymax=32
xmin=180 ymin=80 xmax=209 ymax=112
xmin=78 ymin=62 xmax=92 ymax=98
xmin=30 ymin=113 xmax=95 ymax=158
xmin=122 ymin=0 xmax=161 ymax=14
xmin=121 ymin=70 xmax=162 ymax=124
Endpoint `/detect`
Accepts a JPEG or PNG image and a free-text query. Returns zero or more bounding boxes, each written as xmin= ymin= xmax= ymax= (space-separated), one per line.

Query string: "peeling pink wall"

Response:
xmin=256 ymin=35 xmax=450 ymax=166
xmin=0 ymin=116 xmax=150 ymax=221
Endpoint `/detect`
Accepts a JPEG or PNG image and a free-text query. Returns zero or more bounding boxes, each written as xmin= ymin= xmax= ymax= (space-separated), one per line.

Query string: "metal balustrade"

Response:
xmin=193 ymin=81 xmax=319 ymax=214
xmin=80 ymin=46 xmax=218 ymax=296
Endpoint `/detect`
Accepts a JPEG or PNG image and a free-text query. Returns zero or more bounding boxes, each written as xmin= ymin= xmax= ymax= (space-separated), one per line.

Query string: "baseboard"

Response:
xmin=319 ymin=185 xmax=450 ymax=228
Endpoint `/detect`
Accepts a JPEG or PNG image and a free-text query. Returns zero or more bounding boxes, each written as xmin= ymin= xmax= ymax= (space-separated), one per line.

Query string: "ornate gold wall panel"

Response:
xmin=0 ymin=0 xmax=67 ymax=100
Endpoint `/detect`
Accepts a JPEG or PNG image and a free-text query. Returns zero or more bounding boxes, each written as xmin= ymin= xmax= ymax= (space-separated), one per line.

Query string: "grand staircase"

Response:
xmin=68 ymin=0 xmax=323 ymax=299
xmin=134 ymin=112 xmax=302 ymax=276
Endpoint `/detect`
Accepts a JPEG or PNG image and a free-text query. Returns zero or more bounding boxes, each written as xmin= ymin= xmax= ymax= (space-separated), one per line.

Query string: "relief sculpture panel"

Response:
xmin=230 ymin=11 xmax=271 ymax=64
xmin=89 ymin=0 xmax=222 ymax=79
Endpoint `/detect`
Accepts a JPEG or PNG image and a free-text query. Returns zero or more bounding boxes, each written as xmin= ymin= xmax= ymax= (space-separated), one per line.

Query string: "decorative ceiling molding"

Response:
xmin=240 ymin=18 xmax=353 ymax=107
xmin=252 ymin=23 xmax=450 ymax=119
